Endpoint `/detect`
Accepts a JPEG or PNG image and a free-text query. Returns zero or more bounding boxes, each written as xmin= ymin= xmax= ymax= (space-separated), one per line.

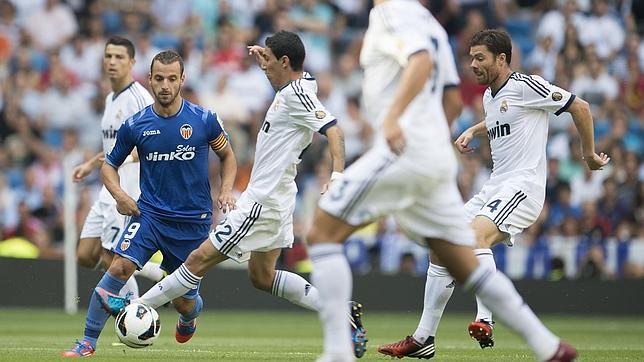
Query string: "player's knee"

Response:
xmin=76 ymin=253 xmax=96 ymax=269
xmin=248 ymin=268 xmax=272 ymax=291
xmin=107 ymin=258 xmax=136 ymax=280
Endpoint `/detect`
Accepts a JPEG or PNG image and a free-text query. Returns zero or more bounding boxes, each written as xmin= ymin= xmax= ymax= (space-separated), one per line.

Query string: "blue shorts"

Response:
xmin=112 ymin=213 xmax=210 ymax=299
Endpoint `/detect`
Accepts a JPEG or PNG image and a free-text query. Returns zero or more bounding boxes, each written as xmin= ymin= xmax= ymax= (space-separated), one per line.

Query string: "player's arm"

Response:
xmin=382 ymin=50 xmax=433 ymax=155
xmin=101 ymin=120 xmax=139 ymax=216
xmin=443 ymin=87 xmax=463 ymax=127
xmin=565 ymin=97 xmax=610 ymax=170
xmin=72 ymin=151 xmax=104 ymax=182
xmin=455 ymin=120 xmax=486 ymax=153
xmin=212 ymin=142 xmax=237 ymax=212
xmin=101 ymin=163 xmax=138 ymax=216
xmin=321 ymin=125 xmax=345 ymax=194
xmin=208 ymin=113 xmax=237 ymax=212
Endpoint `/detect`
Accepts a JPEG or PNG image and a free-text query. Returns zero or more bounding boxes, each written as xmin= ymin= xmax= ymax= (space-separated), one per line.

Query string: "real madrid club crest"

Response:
xmin=120 ymin=239 xmax=130 ymax=251
xmin=552 ymin=92 xmax=563 ymax=101
xmin=315 ymin=110 xmax=326 ymax=119
xmin=180 ymin=124 xmax=193 ymax=140
xmin=116 ymin=109 xmax=124 ymax=121
xmin=500 ymin=99 xmax=508 ymax=113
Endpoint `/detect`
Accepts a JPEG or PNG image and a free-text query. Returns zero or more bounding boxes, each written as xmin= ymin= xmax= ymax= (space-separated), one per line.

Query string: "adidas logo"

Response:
xmin=445 ymin=281 xmax=455 ymax=289
xmin=304 ymin=284 xmax=312 ymax=296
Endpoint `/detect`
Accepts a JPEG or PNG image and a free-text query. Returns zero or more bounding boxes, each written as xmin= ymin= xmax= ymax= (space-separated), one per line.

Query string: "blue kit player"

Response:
xmin=63 ymin=50 xmax=237 ymax=357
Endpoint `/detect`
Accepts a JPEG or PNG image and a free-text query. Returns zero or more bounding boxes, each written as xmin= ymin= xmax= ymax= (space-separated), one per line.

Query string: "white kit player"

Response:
xmin=378 ymin=28 xmax=608 ymax=360
xmin=97 ymin=31 xmax=369 ymax=359
xmin=73 ymin=37 xmax=163 ymax=297
xmin=308 ymin=3 xmax=582 ymax=362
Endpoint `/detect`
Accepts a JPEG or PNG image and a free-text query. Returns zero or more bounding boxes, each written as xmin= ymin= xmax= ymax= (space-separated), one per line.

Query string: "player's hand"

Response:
xmin=383 ymin=118 xmax=406 ymax=155
xmin=583 ymin=152 xmax=610 ymax=170
xmin=218 ymin=190 xmax=237 ymax=214
xmin=72 ymin=162 xmax=94 ymax=182
xmin=454 ymin=129 xmax=476 ymax=153
xmin=247 ymin=45 xmax=266 ymax=68
xmin=115 ymin=195 xmax=140 ymax=216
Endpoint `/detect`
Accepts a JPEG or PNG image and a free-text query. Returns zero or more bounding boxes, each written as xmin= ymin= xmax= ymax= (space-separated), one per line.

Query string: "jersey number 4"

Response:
xmin=485 ymin=199 xmax=502 ymax=213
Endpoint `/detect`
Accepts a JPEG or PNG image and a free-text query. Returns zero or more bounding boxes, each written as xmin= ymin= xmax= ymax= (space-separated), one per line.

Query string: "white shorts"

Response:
xmin=319 ymin=148 xmax=474 ymax=246
xmin=79 ymin=199 xmax=130 ymax=251
xmin=209 ymin=192 xmax=294 ymax=263
xmin=464 ymin=180 xmax=543 ymax=245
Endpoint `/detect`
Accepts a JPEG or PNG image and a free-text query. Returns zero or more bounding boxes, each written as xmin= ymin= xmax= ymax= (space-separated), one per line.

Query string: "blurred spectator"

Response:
xmin=23 ymin=0 xmax=78 ymax=51
xmin=289 ymin=0 xmax=334 ymax=73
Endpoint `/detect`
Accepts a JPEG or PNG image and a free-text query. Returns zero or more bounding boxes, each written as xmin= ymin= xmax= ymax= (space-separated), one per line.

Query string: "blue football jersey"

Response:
xmin=106 ymin=99 xmax=228 ymax=223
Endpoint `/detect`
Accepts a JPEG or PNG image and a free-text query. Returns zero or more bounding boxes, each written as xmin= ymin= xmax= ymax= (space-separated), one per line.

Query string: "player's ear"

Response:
xmin=281 ymin=55 xmax=290 ymax=70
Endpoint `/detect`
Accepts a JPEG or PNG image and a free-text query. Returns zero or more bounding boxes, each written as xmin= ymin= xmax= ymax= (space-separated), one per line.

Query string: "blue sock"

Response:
xmin=179 ymin=295 xmax=203 ymax=325
xmin=83 ymin=272 xmax=126 ymax=348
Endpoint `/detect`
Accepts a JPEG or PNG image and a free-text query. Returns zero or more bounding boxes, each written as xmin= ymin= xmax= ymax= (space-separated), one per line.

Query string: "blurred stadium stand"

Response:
xmin=0 ymin=0 xmax=641 ymax=283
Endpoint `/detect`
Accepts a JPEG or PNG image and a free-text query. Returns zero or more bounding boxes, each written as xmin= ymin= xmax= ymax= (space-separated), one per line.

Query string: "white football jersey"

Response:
xmin=360 ymin=0 xmax=456 ymax=172
xmin=483 ymin=72 xmax=575 ymax=200
xmin=99 ymin=81 xmax=154 ymax=204
xmin=245 ymin=74 xmax=336 ymax=210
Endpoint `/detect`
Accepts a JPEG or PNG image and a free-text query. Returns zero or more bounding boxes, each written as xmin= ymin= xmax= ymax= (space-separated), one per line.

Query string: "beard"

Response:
xmin=154 ymin=87 xmax=181 ymax=107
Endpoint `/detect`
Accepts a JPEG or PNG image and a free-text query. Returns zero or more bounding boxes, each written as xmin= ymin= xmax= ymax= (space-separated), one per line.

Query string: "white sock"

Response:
xmin=465 ymin=265 xmax=559 ymax=361
xmin=137 ymin=264 xmax=201 ymax=308
xmin=474 ymin=249 xmax=495 ymax=322
xmin=272 ymin=270 xmax=320 ymax=311
xmin=310 ymin=243 xmax=353 ymax=358
xmin=121 ymin=276 xmax=139 ymax=298
xmin=134 ymin=262 xmax=165 ymax=282
xmin=413 ymin=263 xmax=454 ymax=343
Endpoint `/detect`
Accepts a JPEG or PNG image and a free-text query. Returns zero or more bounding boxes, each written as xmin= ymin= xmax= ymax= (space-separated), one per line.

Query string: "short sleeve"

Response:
xmin=207 ymin=111 xmax=229 ymax=151
xmin=517 ymin=74 xmax=575 ymax=116
xmin=286 ymin=80 xmax=337 ymax=134
xmin=105 ymin=118 xmax=135 ymax=168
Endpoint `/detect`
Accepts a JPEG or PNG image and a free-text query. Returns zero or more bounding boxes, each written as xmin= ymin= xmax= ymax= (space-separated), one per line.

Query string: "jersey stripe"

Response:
xmin=291 ymin=81 xmax=315 ymax=111
xmin=128 ymin=86 xmax=145 ymax=110
xmin=340 ymin=157 xmax=395 ymax=220
xmin=520 ymin=73 xmax=551 ymax=95
xmin=295 ymin=80 xmax=316 ymax=110
xmin=511 ymin=74 xmax=548 ymax=98
xmin=219 ymin=203 xmax=262 ymax=255
xmin=492 ymin=191 xmax=527 ymax=225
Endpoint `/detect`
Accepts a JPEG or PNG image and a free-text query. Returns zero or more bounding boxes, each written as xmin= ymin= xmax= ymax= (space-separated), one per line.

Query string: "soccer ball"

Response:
xmin=115 ymin=303 xmax=161 ymax=348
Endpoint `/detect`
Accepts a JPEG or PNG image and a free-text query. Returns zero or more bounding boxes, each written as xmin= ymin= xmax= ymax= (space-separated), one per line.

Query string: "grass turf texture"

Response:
xmin=0 ymin=308 xmax=642 ymax=361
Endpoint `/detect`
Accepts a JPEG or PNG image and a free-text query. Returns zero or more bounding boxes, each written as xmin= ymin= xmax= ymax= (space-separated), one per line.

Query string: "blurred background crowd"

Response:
xmin=0 ymin=0 xmax=641 ymax=281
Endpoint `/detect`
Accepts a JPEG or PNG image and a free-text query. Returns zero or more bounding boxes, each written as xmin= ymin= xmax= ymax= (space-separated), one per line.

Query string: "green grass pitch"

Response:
xmin=1 ymin=308 xmax=643 ymax=361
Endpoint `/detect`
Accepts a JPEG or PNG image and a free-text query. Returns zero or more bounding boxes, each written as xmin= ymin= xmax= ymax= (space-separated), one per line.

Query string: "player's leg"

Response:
xmin=100 ymin=249 xmax=138 ymax=298
xmin=467 ymin=216 xmax=507 ymax=347
xmin=171 ymin=292 xmax=203 ymax=343
xmin=307 ymin=208 xmax=362 ymax=362
xmin=134 ymin=238 xmax=228 ymax=308
xmin=467 ymin=187 xmax=542 ymax=348
xmin=77 ymin=237 xmax=103 ymax=269
xmin=77 ymin=200 xmax=104 ymax=269
xmin=248 ymin=249 xmax=320 ymax=310
xmin=63 ymin=254 xmax=138 ymax=357
xmin=427 ymin=238 xmax=575 ymax=361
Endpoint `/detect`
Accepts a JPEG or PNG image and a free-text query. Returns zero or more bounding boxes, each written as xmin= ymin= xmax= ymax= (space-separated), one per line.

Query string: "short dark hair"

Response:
xmin=150 ymin=50 xmax=184 ymax=75
xmin=105 ymin=36 xmax=135 ymax=59
xmin=470 ymin=29 xmax=512 ymax=65
xmin=265 ymin=30 xmax=305 ymax=71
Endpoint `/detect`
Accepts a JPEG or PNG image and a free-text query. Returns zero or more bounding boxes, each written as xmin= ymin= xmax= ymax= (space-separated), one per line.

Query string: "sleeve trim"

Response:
xmin=105 ymin=157 xmax=120 ymax=169
xmin=554 ymin=94 xmax=576 ymax=116
xmin=444 ymin=83 xmax=460 ymax=90
xmin=318 ymin=119 xmax=337 ymax=135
